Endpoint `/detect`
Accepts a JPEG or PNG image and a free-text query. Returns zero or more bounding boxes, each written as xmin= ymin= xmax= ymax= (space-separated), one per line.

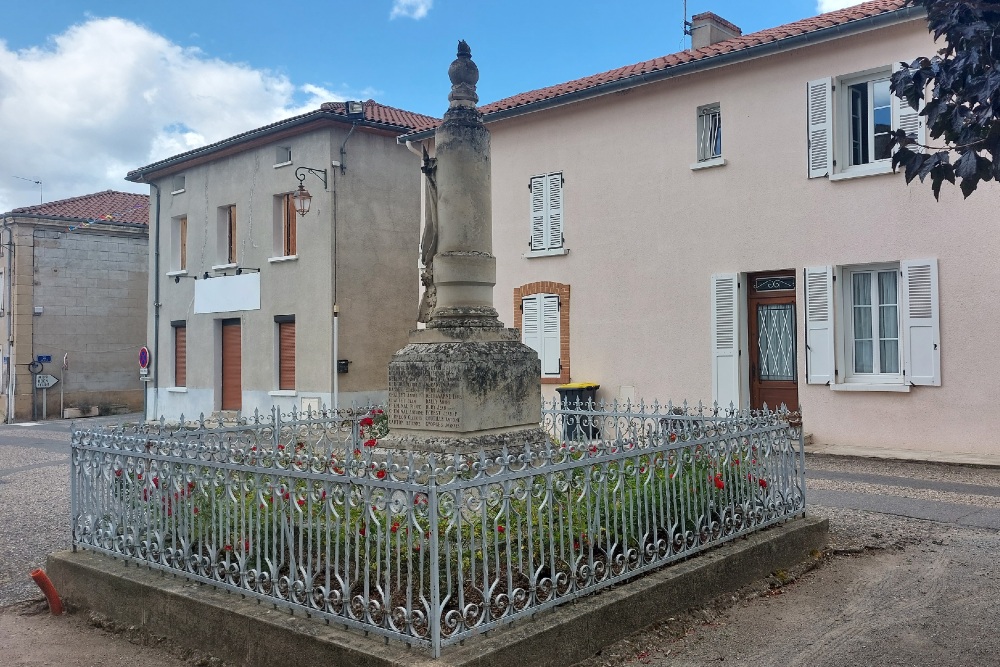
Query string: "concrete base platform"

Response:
xmin=47 ymin=516 xmax=827 ymax=667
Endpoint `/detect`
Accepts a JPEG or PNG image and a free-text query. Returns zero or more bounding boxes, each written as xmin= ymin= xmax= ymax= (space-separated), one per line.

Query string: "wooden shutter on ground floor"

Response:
xmin=901 ymin=259 xmax=940 ymax=386
xmin=221 ymin=319 xmax=242 ymax=411
xmin=277 ymin=317 xmax=296 ymax=390
xmin=521 ymin=295 xmax=542 ymax=360
xmin=711 ymin=273 xmax=740 ymax=409
xmin=804 ymin=266 xmax=835 ymax=384
xmin=173 ymin=322 xmax=186 ymax=388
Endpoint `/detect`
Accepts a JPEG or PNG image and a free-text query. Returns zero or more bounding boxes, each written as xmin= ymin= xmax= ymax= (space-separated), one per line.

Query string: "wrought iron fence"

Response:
xmin=71 ymin=402 xmax=805 ymax=658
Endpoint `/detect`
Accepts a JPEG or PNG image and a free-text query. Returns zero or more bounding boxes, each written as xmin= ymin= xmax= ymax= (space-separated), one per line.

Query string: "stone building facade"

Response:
xmin=0 ymin=191 xmax=149 ymax=421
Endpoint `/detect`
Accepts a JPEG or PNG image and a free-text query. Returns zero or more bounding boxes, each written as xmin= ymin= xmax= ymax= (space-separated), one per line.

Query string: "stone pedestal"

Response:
xmin=386 ymin=328 xmax=545 ymax=454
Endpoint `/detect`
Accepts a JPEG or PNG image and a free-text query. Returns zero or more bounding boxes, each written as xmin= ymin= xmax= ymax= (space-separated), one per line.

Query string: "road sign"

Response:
xmin=35 ymin=374 xmax=58 ymax=389
xmin=37 ymin=355 xmax=52 ymax=363
xmin=140 ymin=368 xmax=149 ymax=377
xmin=139 ymin=346 xmax=150 ymax=369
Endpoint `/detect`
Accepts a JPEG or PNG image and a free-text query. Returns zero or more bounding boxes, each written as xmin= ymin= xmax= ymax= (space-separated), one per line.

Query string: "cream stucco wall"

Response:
xmin=146 ymin=123 xmax=420 ymax=419
xmin=488 ymin=18 xmax=1000 ymax=455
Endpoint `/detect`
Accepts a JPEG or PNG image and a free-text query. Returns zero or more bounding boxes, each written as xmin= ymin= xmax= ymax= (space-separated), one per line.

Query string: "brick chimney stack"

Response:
xmin=690 ymin=12 xmax=742 ymax=50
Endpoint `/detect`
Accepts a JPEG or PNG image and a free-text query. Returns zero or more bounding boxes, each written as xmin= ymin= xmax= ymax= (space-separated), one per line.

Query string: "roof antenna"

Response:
xmin=13 ymin=176 xmax=42 ymax=204
xmin=683 ymin=0 xmax=693 ymax=43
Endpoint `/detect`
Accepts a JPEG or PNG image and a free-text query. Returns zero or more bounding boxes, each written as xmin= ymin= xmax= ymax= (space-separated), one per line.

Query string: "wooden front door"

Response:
xmin=221 ymin=319 xmax=242 ymax=411
xmin=748 ymin=272 xmax=799 ymax=411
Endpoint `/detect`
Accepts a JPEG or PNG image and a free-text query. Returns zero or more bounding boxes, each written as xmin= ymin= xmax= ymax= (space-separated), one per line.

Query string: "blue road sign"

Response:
xmin=37 ymin=355 xmax=52 ymax=363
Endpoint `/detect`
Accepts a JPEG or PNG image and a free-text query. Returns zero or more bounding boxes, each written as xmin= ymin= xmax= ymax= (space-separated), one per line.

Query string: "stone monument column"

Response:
xmin=386 ymin=41 xmax=544 ymax=454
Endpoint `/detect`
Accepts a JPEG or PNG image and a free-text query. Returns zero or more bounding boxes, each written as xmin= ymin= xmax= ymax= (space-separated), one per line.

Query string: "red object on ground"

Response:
xmin=30 ymin=569 xmax=64 ymax=615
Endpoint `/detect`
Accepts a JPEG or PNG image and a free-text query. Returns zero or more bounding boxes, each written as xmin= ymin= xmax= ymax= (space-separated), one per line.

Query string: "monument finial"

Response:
xmin=448 ymin=39 xmax=479 ymax=108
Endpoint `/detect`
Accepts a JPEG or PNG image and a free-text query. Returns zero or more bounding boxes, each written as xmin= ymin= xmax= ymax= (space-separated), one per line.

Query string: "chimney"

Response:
xmin=689 ymin=12 xmax=742 ymax=50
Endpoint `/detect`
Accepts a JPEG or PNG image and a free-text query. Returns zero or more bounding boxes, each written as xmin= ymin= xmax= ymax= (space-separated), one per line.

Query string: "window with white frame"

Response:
xmin=521 ymin=293 xmax=561 ymax=378
xmin=275 ymin=146 xmax=292 ymax=166
xmin=807 ymin=66 xmax=923 ymax=179
xmin=528 ymin=172 xmax=564 ymax=254
xmin=171 ymin=174 xmax=185 ymax=194
xmin=697 ymin=104 xmax=722 ymax=162
xmin=804 ymin=260 xmax=940 ymax=388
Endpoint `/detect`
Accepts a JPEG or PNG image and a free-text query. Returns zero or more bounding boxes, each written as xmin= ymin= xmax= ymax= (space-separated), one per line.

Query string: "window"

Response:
xmin=170 ymin=216 xmax=187 ymax=272
xmin=697 ymin=104 xmax=722 ymax=162
xmin=807 ymin=67 xmax=923 ymax=179
xmin=847 ymin=267 xmax=899 ymax=377
xmin=171 ymin=174 xmax=185 ymax=194
xmin=217 ymin=205 xmax=237 ymax=265
xmin=804 ymin=260 xmax=940 ymax=388
xmin=173 ymin=321 xmax=187 ymax=387
xmin=273 ymin=194 xmax=297 ymax=258
xmin=514 ymin=282 xmax=571 ymax=383
xmin=275 ymin=146 xmax=292 ymax=166
xmin=528 ymin=172 xmax=566 ymax=256
xmin=275 ymin=315 xmax=295 ymax=390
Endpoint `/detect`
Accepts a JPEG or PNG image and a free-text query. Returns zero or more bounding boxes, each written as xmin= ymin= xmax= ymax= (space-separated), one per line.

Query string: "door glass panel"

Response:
xmin=757 ymin=303 xmax=796 ymax=381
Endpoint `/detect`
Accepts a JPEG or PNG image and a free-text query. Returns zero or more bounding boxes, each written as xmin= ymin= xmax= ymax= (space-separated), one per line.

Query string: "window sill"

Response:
xmin=166 ymin=270 xmax=188 ymax=277
xmin=269 ymin=390 xmax=297 ymax=397
xmin=166 ymin=387 xmax=188 ymax=393
xmin=690 ymin=157 xmax=726 ymax=171
xmin=830 ymin=383 xmax=910 ymax=393
xmin=523 ymin=248 xmax=569 ymax=259
xmin=273 ymin=161 xmax=293 ymax=169
xmin=268 ymin=255 xmax=298 ymax=263
xmin=170 ymin=189 xmax=185 ymax=195
xmin=211 ymin=263 xmax=238 ymax=272
xmin=829 ymin=163 xmax=894 ymax=181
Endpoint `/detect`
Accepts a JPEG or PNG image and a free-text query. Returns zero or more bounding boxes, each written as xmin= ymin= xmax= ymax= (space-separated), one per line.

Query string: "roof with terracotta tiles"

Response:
xmin=127 ymin=100 xmax=439 ymax=181
xmin=402 ymin=0 xmax=916 ymax=138
xmin=320 ymin=100 xmax=440 ymax=133
xmin=8 ymin=190 xmax=149 ymax=225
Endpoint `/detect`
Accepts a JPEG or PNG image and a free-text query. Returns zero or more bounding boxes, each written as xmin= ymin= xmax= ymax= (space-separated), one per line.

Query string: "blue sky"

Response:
xmin=0 ymin=0 xmax=866 ymax=210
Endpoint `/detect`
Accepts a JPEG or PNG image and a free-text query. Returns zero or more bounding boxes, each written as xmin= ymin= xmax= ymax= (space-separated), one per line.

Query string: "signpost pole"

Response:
xmin=42 ymin=387 xmax=47 ymax=420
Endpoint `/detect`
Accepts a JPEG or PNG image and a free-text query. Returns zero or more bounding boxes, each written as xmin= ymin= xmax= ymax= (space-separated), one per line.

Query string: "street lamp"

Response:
xmin=292 ymin=167 xmax=328 ymax=216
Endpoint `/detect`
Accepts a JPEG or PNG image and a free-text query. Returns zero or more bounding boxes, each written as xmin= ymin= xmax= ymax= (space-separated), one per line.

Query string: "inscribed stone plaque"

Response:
xmin=389 ymin=362 xmax=464 ymax=431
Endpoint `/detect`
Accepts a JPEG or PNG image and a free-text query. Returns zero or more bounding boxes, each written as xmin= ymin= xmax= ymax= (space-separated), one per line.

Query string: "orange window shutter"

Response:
xmin=284 ymin=195 xmax=297 ymax=256
xmin=221 ymin=320 xmax=242 ymax=411
xmin=228 ymin=206 xmax=237 ymax=263
xmin=279 ymin=321 xmax=296 ymax=390
xmin=179 ymin=217 xmax=187 ymax=270
xmin=174 ymin=326 xmax=187 ymax=387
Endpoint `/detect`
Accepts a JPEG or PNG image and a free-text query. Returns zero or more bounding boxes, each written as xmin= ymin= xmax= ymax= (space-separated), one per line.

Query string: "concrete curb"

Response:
xmin=805 ymin=443 xmax=1000 ymax=468
xmin=47 ymin=515 xmax=827 ymax=667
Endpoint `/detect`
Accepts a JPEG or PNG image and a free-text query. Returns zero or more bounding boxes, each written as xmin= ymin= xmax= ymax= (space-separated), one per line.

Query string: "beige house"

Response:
xmin=405 ymin=0 xmax=1000 ymax=457
xmin=127 ymin=101 xmax=437 ymax=420
xmin=0 ymin=191 xmax=149 ymax=421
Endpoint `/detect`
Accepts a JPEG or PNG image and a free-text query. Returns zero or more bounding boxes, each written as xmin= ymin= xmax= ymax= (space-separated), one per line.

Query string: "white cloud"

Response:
xmin=390 ymin=0 xmax=433 ymax=20
xmin=817 ymin=0 xmax=866 ymax=12
xmin=0 ymin=18 xmax=356 ymax=212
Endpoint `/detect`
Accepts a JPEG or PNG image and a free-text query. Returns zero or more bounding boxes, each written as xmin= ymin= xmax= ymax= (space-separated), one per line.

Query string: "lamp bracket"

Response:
xmin=295 ymin=166 xmax=328 ymax=189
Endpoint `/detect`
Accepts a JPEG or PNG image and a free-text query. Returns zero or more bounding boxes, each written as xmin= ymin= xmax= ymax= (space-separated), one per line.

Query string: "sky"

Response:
xmin=0 ymin=0 xmax=872 ymax=212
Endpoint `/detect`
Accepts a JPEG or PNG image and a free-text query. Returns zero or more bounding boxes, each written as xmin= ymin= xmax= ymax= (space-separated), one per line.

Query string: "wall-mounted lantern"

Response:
xmin=292 ymin=166 xmax=328 ymax=216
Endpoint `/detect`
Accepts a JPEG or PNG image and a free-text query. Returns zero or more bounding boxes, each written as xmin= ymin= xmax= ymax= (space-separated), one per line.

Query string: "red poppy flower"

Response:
xmin=360 ymin=417 xmax=374 ymax=427
xmin=364 ymin=439 xmax=377 ymax=448
xmin=497 ymin=525 xmax=506 ymax=534
xmin=224 ymin=544 xmax=233 ymax=551
xmin=714 ymin=476 xmax=725 ymax=490
xmin=373 ymin=409 xmax=384 ymax=415
xmin=114 ymin=469 xmax=123 ymax=478
xmin=759 ymin=478 xmax=768 ymax=489
xmin=376 ymin=470 xmax=386 ymax=480
xmin=193 ymin=507 xmax=200 ymax=515
xmin=391 ymin=522 xmax=400 ymax=533
xmin=669 ymin=433 xmax=678 ymax=442
xmin=297 ymin=498 xmax=306 ymax=507
xmin=136 ymin=472 xmax=143 ymax=480
xmin=359 ymin=526 xmax=366 ymax=536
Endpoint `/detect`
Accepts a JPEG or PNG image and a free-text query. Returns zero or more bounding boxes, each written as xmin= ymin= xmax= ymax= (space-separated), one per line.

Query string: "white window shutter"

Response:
xmin=711 ymin=274 xmax=740 ymax=409
xmin=805 ymin=266 xmax=836 ymax=384
xmin=521 ymin=295 xmax=542 ymax=363
xmin=541 ymin=294 xmax=561 ymax=376
xmin=529 ymin=177 xmax=546 ymax=251
xmin=892 ymin=63 xmax=925 ymax=152
xmin=546 ymin=172 xmax=563 ymax=249
xmin=901 ymin=259 xmax=940 ymax=386
xmin=807 ymin=78 xmax=833 ymax=178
